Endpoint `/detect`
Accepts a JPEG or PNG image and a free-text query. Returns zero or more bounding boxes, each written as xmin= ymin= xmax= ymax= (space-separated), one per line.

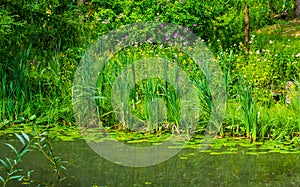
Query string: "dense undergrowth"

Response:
xmin=0 ymin=0 xmax=300 ymax=142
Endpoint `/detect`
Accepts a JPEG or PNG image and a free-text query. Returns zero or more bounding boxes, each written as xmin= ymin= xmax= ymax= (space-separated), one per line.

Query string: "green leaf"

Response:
xmin=17 ymin=175 xmax=24 ymax=181
xmin=0 ymin=175 xmax=4 ymax=182
xmin=5 ymin=143 xmax=18 ymax=155
xmin=29 ymin=114 xmax=36 ymax=121
xmin=21 ymin=131 xmax=30 ymax=142
xmin=0 ymin=159 xmax=9 ymax=171
xmin=9 ymin=175 xmax=23 ymax=180
xmin=16 ymin=149 xmax=30 ymax=163
xmin=39 ymin=132 xmax=47 ymax=137
xmin=5 ymin=158 xmax=12 ymax=167
xmin=40 ymin=137 xmax=46 ymax=142
xmin=15 ymin=133 xmax=25 ymax=145
xmin=9 ymin=169 xmax=22 ymax=176
xmin=60 ymin=165 xmax=67 ymax=171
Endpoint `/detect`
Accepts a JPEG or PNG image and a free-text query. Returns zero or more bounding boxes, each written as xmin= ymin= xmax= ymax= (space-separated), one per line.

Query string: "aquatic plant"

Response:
xmin=0 ymin=131 xmax=66 ymax=186
xmin=238 ymin=77 xmax=259 ymax=142
xmin=0 ymin=132 xmax=33 ymax=187
xmin=34 ymin=131 xmax=67 ymax=185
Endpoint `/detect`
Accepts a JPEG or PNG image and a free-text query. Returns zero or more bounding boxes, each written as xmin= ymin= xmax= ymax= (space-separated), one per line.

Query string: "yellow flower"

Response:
xmin=46 ymin=9 xmax=52 ymax=15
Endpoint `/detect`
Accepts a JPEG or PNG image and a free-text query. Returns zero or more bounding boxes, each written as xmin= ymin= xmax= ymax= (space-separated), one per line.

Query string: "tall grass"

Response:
xmin=0 ymin=46 xmax=30 ymax=123
xmin=238 ymin=78 xmax=259 ymax=141
xmin=93 ymin=43 xmax=214 ymax=136
xmin=0 ymin=42 xmax=76 ymax=129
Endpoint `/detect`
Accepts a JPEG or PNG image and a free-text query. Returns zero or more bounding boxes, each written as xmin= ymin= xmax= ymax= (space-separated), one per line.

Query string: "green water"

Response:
xmin=1 ymin=136 xmax=300 ymax=186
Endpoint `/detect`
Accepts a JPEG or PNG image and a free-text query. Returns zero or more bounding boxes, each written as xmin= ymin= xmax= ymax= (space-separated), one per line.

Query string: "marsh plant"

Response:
xmin=0 ymin=131 xmax=66 ymax=186
xmin=93 ymin=43 xmax=213 ymax=136
xmin=286 ymin=80 xmax=300 ymax=111
xmin=238 ymin=78 xmax=259 ymax=142
xmin=1 ymin=0 xmax=300 ymax=145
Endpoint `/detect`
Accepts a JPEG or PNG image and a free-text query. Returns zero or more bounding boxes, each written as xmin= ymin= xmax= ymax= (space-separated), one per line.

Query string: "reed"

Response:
xmin=237 ymin=77 xmax=259 ymax=141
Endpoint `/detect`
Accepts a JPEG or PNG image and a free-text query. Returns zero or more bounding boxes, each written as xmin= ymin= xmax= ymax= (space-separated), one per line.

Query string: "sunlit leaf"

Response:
xmin=16 ymin=149 xmax=30 ymax=163
xmin=0 ymin=159 xmax=9 ymax=171
xmin=0 ymin=175 xmax=4 ymax=182
xmin=15 ymin=133 xmax=25 ymax=145
xmin=9 ymin=175 xmax=23 ymax=180
xmin=40 ymin=137 xmax=46 ymax=142
xmin=5 ymin=158 xmax=12 ymax=168
xmin=29 ymin=115 xmax=36 ymax=121
xmin=21 ymin=131 xmax=30 ymax=142
xmin=17 ymin=175 xmax=24 ymax=181
xmin=5 ymin=143 xmax=18 ymax=155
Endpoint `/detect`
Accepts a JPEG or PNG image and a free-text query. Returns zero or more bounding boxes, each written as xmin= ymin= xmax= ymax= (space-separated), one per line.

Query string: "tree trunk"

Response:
xmin=294 ymin=0 xmax=300 ymax=18
xmin=244 ymin=3 xmax=250 ymax=50
xmin=78 ymin=0 xmax=85 ymax=5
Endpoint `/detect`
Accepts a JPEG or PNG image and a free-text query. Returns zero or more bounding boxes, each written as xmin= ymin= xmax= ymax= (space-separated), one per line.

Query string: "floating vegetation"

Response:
xmin=180 ymin=157 xmax=188 ymax=160
xmin=221 ymin=151 xmax=237 ymax=154
xmin=210 ymin=152 xmax=222 ymax=155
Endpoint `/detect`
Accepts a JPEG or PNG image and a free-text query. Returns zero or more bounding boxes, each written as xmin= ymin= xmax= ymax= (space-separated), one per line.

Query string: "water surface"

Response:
xmin=1 ymin=136 xmax=300 ymax=186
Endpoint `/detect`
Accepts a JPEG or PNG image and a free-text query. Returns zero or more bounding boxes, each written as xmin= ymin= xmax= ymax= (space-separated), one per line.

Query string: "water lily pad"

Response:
xmin=211 ymin=146 xmax=222 ymax=150
xmin=239 ymin=143 xmax=255 ymax=147
xmin=287 ymin=151 xmax=300 ymax=154
xmin=257 ymin=152 xmax=268 ymax=154
xmin=58 ymin=136 xmax=75 ymax=141
xmin=200 ymin=149 xmax=212 ymax=153
xmin=246 ymin=152 xmax=258 ymax=155
xmin=221 ymin=151 xmax=237 ymax=154
xmin=127 ymin=139 xmax=148 ymax=144
xmin=210 ymin=152 xmax=222 ymax=155
xmin=223 ymin=143 xmax=237 ymax=147
xmin=268 ymin=149 xmax=280 ymax=153
xmin=184 ymin=153 xmax=195 ymax=157
xmin=227 ymin=148 xmax=238 ymax=151
xmin=278 ymin=148 xmax=294 ymax=153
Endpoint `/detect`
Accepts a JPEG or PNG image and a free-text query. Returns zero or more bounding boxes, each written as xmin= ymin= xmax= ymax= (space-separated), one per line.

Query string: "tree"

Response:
xmin=294 ymin=0 xmax=300 ymax=18
xmin=244 ymin=2 xmax=250 ymax=50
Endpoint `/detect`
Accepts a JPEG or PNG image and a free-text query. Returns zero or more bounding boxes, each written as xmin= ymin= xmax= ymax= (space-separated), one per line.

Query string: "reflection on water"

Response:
xmin=0 ymin=136 xmax=300 ymax=186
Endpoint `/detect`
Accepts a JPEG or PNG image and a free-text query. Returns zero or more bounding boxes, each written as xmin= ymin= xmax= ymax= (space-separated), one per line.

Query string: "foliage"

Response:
xmin=0 ymin=0 xmax=300 ymax=142
xmin=0 ymin=131 xmax=66 ymax=186
xmin=95 ymin=43 xmax=211 ymax=134
xmin=0 ymin=132 xmax=33 ymax=187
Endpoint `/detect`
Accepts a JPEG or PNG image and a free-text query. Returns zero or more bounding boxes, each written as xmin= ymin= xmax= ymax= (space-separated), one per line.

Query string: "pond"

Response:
xmin=1 ymin=135 xmax=300 ymax=186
